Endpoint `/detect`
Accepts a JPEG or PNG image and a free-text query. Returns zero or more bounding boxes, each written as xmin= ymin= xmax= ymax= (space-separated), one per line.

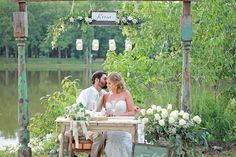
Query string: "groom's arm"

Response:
xmin=76 ymin=90 xmax=88 ymax=108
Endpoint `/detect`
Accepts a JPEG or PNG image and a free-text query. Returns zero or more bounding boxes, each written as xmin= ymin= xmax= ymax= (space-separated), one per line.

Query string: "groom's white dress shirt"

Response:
xmin=76 ymin=86 xmax=107 ymax=112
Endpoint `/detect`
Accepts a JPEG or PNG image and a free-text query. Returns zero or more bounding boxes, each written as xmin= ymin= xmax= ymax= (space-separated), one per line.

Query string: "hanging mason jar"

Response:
xmin=109 ymin=39 xmax=116 ymax=51
xmin=76 ymin=39 xmax=83 ymax=51
xmin=125 ymin=39 xmax=132 ymax=51
xmin=92 ymin=39 xmax=99 ymax=51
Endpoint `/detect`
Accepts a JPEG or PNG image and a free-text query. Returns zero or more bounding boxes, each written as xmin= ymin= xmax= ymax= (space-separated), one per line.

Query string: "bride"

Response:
xmin=102 ymin=72 xmax=135 ymax=157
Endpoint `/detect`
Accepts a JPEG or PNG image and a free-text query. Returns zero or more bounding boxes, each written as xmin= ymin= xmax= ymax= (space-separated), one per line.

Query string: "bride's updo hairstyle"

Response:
xmin=108 ymin=72 xmax=126 ymax=93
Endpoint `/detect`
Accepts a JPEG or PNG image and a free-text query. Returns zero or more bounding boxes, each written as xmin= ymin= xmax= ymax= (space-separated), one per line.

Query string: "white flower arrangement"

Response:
xmin=64 ymin=102 xmax=91 ymax=121
xmin=116 ymin=15 xmax=140 ymax=25
xmin=137 ymin=103 xmax=208 ymax=156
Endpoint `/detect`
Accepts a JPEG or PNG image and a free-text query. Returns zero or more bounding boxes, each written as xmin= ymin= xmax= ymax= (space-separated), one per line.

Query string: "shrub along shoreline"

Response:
xmin=0 ymin=58 xmax=104 ymax=71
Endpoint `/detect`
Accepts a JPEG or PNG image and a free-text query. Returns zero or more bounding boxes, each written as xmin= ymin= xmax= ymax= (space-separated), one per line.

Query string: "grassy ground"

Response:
xmin=0 ymin=150 xmax=236 ymax=157
xmin=0 ymin=57 xmax=104 ymax=71
xmin=206 ymin=151 xmax=236 ymax=157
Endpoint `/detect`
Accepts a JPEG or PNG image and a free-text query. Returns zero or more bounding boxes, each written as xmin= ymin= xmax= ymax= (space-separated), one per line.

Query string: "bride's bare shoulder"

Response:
xmin=124 ymin=89 xmax=132 ymax=95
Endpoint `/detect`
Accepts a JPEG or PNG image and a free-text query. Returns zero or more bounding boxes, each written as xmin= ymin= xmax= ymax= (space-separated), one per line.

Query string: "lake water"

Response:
xmin=0 ymin=68 xmax=98 ymax=149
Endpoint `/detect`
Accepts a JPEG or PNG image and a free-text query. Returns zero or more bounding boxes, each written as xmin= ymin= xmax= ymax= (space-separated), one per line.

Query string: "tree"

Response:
xmin=104 ymin=0 xmax=235 ymax=106
xmin=0 ymin=1 xmax=17 ymax=59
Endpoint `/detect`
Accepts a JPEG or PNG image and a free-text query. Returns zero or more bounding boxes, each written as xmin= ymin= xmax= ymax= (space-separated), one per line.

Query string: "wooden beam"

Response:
xmin=11 ymin=0 xmax=190 ymax=3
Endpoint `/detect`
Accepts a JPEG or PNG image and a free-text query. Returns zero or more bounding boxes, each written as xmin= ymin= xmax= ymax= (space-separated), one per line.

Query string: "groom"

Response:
xmin=76 ymin=71 xmax=107 ymax=157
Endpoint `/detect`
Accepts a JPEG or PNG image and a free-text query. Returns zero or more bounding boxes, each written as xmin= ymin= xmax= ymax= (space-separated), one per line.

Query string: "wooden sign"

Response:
xmin=90 ymin=11 xmax=117 ymax=26
xmin=132 ymin=143 xmax=170 ymax=157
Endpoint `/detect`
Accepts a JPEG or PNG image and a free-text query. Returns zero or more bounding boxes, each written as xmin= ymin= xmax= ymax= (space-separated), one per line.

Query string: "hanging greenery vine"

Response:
xmin=47 ymin=11 xmax=141 ymax=49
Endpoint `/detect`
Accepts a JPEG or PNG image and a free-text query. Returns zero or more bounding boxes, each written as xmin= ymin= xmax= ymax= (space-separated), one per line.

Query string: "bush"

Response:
xmin=29 ymin=76 xmax=81 ymax=153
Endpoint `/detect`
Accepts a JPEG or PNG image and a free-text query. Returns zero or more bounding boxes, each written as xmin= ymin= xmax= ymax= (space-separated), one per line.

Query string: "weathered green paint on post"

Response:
xmin=181 ymin=1 xmax=192 ymax=112
xmin=16 ymin=37 xmax=32 ymax=157
xmin=13 ymin=0 xmax=32 ymax=156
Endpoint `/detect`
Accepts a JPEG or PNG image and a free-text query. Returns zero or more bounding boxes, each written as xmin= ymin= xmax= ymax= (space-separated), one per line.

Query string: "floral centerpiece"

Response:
xmin=138 ymin=104 xmax=208 ymax=156
xmin=64 ymin=102 xmax=91 ymax=121
xmin=63 ymin=103 xmax=92 ymax=149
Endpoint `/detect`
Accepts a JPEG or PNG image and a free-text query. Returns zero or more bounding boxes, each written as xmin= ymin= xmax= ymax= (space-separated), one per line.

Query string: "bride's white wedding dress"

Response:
xmin=105 ymin=100 xmax=132 ymax=157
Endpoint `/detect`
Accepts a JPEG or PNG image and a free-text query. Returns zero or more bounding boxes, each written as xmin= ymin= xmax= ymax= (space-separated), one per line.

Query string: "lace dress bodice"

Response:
xmin=105 ymin=100 xmax=127 ymax=113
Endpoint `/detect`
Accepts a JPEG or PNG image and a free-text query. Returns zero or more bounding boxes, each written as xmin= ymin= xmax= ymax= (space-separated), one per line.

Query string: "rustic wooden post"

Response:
xmin=13 ymin=0 xmax=32 ymax=156
xmin=181 ymin=0 xmax=192 ymax=112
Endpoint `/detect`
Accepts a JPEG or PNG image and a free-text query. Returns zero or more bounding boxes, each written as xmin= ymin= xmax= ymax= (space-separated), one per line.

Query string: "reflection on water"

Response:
xmin=0 ymin=68 xmax=96 ymax=149
xmin=0 ymin=132 xmax=18 ymax=148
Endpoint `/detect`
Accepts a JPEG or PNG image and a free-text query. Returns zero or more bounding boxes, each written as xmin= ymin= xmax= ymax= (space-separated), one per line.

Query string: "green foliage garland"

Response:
xmin=48 ymin=11 xmax=141 ymax=49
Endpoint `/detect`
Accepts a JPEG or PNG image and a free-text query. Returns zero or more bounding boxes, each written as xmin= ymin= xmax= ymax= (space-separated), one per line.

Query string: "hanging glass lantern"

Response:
xmin=125 ymin=39 xmax=132 ymax=51
xmin=76 ymin=39 xmax=83 ymax=51
xmin=92 ymin=39 xmax=99 ymax=51
xmin=109 ymin=39 xmax=116 ymax=51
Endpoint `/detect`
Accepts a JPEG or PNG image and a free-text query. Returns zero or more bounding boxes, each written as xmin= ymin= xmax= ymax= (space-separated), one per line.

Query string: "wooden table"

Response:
xmin=56 ymin=116 xmax=144 ymax=157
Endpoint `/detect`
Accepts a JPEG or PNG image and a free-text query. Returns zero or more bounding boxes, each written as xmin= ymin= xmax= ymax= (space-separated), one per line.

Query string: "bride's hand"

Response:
xmin=106 ymin=111 xmax=115 ymax=117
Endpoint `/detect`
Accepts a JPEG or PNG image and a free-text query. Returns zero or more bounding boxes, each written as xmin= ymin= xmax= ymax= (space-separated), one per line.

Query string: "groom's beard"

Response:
xmin=102 ymin=84 xmax=107 ymax=89
xmin=102 ymin=83 xmax=107 ymax=89
xmin=100 ymin=82 xmax=107 ymax=89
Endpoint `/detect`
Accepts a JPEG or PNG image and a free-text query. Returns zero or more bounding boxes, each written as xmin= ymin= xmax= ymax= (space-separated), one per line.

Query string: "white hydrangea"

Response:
xmin=85 ymin=17 xmax=92 ymax=23
xmin=151 ymin=104 xmax=157 ymax=111
xmin=77 ymin=16 xmax=83 ymax=20
xmin=140 ymin=109 xmax=146 ymax=116
xmin=167 ymin=104 xmax=172 ymax=110
xmin=72 ymin=103 xmax=77 ymax=107
xmin=170 ymin=110 xmax=179 ymax=120
xmin=146 ymin=108 xmax=153 ymax=115
xmin=183 ymin=112 xmax=190 ymax=120
xmin=156 ymin=106 xmax=162 ymax=112
xmin=179 ymin=119 xmax=186 ymax=126
xmin=154 ymin=113 xmax=161 ymax=120
xmin=159 ymin=119 xmax=165 ymax=126
xmin=169 ymin=127 xmax=177 ymax=134
xmin=115 ymin=18 xmax=120 ymax=24
xmin=142 ymin=118 xmax=149 ymax=124
xmin=85 ymin=110 xmax=92 ymax=115
xmin=78 ymin=111 xmax=84 ymax=118
xmin=168 ymin=117 xmax=175 ymax=124
xmin=127 ymin=16 xmax=133 ymax=21
xmin=121 ymin=17 xmax=127 ymax=23
xmin=132 ymin=19 xmax=138 ymax=24
xmin=45 ymin=133 xmax=53 ymax=141
xmin=179 ymin=110 xmax=185 ymax=116
xmin=161 ymin=109 xmax=168 ymax=118
xmin=69 ymin=17 xmax=74 ymax=23
xmin=193 ymin=115 xmax=202 ymax=124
